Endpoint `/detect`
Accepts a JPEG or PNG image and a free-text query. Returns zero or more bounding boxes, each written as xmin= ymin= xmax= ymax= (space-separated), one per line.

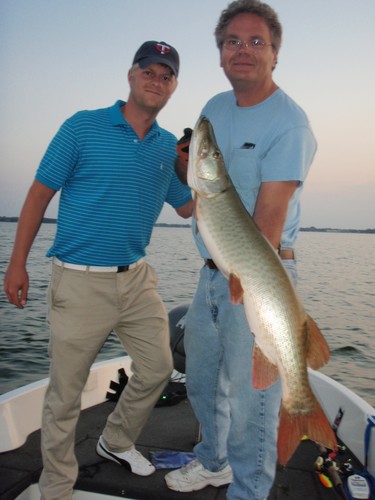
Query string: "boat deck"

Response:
xmin=0 ymin=384 xmax=364 ymax=500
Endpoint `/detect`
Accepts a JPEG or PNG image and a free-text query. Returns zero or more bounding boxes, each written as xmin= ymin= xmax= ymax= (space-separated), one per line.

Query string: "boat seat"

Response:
xmin=169 ymin=304 xmax=189 ymax=374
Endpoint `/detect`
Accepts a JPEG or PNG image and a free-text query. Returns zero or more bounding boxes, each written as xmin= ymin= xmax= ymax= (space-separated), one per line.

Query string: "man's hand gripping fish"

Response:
xmin=187 ymin=116 xmax=337 ymax=466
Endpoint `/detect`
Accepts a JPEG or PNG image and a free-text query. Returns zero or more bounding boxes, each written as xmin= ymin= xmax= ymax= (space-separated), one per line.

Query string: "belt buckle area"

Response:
xmin=117 ymin=265 xmax=129 ymax=273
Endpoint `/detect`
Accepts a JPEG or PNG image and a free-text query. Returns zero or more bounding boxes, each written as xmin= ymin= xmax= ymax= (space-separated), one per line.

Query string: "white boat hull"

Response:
xmin=310 ymin=368 xmax=374 ymax=475
xmin=1 ymin=355 xmax=374 ymax=500
xmin=1 ymin=355 xmax=373 ymax=475
xmin=0 ymin=356 xmax=133 ymax=453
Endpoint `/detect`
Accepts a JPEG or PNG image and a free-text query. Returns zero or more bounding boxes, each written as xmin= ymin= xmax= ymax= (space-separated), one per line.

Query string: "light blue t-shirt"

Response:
xmin=194 ymin=88 xmax=317 ymax=258
xmin=36 ymin=100 xmax=192 ymax=266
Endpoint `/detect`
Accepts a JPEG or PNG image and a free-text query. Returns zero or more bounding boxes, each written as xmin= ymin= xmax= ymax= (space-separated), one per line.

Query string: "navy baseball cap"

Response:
xmin=132 ymin=41 xmax=179 ymax=77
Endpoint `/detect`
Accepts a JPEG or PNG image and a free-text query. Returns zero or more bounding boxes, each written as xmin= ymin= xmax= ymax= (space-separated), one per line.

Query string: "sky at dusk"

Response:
xmin=1 ymin=0 xmax=374 ymax=229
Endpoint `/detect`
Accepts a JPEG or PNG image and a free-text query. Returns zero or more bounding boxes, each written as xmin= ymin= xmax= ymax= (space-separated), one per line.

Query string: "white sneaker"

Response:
xmin=165 ymin=459 xmax=232 ymax=492
xmin=96 ymin=435 xmax=155 ymax=476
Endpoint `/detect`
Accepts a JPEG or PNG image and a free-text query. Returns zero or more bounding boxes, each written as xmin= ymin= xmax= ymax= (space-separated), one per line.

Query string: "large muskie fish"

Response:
xmin=188 ymin=116 xmax=337 ymax=465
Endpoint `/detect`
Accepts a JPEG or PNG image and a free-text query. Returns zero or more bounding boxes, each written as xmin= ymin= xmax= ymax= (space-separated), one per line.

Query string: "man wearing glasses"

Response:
xmin=166 ymin=1 xmax=316 ymax=498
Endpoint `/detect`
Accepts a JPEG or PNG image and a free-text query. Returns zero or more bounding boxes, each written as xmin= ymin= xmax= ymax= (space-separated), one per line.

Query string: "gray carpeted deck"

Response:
xmin=1 ymin=388 xmax=361 ymax=499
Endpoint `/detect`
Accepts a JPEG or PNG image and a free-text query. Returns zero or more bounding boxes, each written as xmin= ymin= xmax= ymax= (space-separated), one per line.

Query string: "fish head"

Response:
xmin=188 ymin=116 xmax=231 ymax=197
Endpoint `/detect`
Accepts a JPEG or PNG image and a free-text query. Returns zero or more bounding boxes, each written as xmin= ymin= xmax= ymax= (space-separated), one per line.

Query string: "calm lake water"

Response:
xmin=0 ymin=222 xmax=374 ymax=407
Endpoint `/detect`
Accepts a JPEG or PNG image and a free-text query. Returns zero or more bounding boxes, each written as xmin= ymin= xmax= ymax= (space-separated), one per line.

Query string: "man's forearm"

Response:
xmin=9 ymin=180 xmax=56 ymax=267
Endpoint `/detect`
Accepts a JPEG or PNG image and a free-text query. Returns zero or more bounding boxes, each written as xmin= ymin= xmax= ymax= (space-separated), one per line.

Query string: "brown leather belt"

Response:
xmin=205 ymin=249 xmax=294 ymax=270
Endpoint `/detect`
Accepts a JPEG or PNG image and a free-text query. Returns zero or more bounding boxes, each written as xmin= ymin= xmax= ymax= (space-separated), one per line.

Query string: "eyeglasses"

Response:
xmin=223 ymin=38 xmax=273 ymax=51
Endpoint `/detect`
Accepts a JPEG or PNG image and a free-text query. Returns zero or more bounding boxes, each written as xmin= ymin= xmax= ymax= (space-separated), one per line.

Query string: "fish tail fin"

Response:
xmin=277 ymin=399 xmax=337 ymax=466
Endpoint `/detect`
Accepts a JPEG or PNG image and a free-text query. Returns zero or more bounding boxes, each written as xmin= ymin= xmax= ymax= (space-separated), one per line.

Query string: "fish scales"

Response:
xmin=188 ymin=116 xmax=337 ymax=465
xmin=196 ymin=174 xmax=310 ymax=404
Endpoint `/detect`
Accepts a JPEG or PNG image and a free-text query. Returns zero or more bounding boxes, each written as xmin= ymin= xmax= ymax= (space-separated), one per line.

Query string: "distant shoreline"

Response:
xmin=1 ymin=216 xmax=374 ymax=234
xmin=0 ymin=216 xmax=375 ymax=234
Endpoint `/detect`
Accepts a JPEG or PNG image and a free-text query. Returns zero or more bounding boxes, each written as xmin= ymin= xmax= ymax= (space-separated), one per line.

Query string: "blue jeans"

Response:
xmin=185 ymin=264 xmax=290 ymax=500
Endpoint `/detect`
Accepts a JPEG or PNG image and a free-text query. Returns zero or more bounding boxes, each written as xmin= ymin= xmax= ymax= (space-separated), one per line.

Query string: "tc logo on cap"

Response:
xmin=156 ymin=43 xmax=171 ymax=55
xmin=133 ymin=40 xmax=180 ymax=76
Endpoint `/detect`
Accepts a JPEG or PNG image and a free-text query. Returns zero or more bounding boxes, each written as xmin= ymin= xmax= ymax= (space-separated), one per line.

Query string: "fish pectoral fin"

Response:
xmin=229 ymin=273 xmax=244 ymax=304
xmin=252 ymin=344 xmax=279 ymax=389
xmin=305 ymin=315 xmax=330 ymax=369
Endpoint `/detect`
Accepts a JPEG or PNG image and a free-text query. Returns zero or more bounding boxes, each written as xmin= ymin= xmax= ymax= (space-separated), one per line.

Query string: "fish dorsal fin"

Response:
xmin=229 ymin=273 xmax=244 ymax=304
xmin=252 ymin=343 xmax=279 ymax=389
xmin=305 ymin=314 xmax=330 ymax=369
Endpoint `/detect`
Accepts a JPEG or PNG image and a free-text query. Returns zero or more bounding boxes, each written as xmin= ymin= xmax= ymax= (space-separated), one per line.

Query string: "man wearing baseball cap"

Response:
xmin=133 ymin=40 xmax=180 ymax=77
xmin=4 ymin=40 xmax=192 ymax=499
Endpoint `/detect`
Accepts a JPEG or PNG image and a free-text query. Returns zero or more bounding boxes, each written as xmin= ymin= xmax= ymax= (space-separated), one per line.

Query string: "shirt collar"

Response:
xmin=109 ymin=100 xmax=127 ymax=126
xmin=109 ymin=100 xmax=161 ymax=138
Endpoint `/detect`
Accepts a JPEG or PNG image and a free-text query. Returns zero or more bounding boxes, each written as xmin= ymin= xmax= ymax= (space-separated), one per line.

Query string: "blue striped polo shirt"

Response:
xmin=36 ymin=100 xmax=192 ymax=266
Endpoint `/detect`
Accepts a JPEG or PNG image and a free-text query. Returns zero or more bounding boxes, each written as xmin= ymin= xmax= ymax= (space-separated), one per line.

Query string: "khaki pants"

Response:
xmin=39 ymin=261 xmax=172 ymax=500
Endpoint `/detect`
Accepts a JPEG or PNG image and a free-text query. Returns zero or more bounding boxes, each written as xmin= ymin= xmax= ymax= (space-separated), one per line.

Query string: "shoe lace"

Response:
xmin=181 ymin=459 xmax=203 ymax=476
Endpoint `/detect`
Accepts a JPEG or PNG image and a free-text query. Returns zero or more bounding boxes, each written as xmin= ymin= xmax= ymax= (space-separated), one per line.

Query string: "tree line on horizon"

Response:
xmin=0 ymin=216 xmax=374 ymax=234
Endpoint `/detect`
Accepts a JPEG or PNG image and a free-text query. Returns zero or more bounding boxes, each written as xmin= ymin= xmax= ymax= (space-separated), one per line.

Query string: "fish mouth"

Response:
xmin=196 ymin=116 xmax=212 ymax=135
xmin=187 ymin=116 xmax=231 ymax=197
xmin=192 ymin=118 xmax=220 ymax=179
